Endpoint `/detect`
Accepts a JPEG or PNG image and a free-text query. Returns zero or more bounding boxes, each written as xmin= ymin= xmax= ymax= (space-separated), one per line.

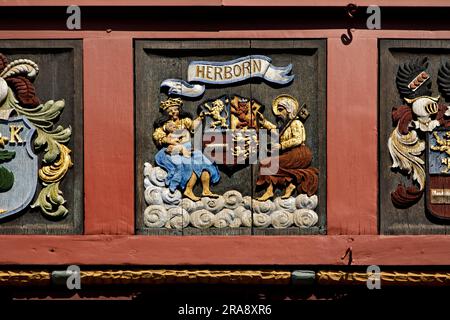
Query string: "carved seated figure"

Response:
xmin=152 ymin=97 xmax=220 ymax=201
xmin=256 ymin=94 xmax=319 ymax=201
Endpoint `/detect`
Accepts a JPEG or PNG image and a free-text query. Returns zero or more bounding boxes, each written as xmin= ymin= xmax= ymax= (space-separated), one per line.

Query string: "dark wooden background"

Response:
xmin=135 ymin=39 xmax=326 ymax=236
xmin=0 ymin=40 xmax=83 ymax=234
xmin=379 ymin=39 xmax=450 ymax=234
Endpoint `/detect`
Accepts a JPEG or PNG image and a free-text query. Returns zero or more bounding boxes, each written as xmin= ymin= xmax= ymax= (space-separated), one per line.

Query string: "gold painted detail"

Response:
xmin=0 ymin=270 xmax=291 ymax=286
xmin=9 ymin=125 xmax=24 ymax=144
xmin=0 ymin=133 xmax=9 ymax=148
xmin=431 ymin=131 xmax=450 ymax=173
xmin=79 ymin=270 xmax=291 ymax=285
xmin=388 ymin=126 xmax=426 ymax=190
xmin=38 ymin=144 xmax=73 ymax=184
xmin=3 ymin=270 xmax=450 ymax=286
xmin=160 ymin=97 xmax=183 ymax=111
xmin=317 ymin=271 xmax=450 ymax=286
xmin=0 ymin=271 xmax=51 ymax=286
xmin=201 ymin=99 xmax=229 ymax=129
xmin=5 ymin=92 xmax=73 ymax=218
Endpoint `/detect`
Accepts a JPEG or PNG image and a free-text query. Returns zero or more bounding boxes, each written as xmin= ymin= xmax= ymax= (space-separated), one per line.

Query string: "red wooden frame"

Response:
xmin=0 ymin=28 xmax=449 ymax=266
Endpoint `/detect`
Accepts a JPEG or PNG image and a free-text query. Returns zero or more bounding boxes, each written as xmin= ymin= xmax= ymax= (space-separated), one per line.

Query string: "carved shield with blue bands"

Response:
xmin=0 ymin=116 xmax=38 ymax=219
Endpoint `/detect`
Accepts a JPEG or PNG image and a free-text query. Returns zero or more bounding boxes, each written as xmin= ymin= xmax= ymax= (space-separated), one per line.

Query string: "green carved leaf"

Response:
xmin=12 ymin=99 xmax=65 ymax=130
xmin=12 ymin=98 xmax=72 ymax=163
xmin=0 ymin=88 xmax=20 ymax=111
xmin=0 ymin=149 xmax=15 ymax=163
xmin=0 ymin=166 xmax=14 ymax=192
xmin=31 ymin=182 xmax=68 ymax=218
xmin=34 ymin=126 xmax=72 ymax=163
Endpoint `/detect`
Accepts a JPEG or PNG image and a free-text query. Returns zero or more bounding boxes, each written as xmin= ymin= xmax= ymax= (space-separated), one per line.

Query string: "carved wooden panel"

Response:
xmin=0 ymin=40 xmax=83 ymax=234
xmin=380 ymin=39 xmax=450 ymax=234
xmin=135 ymin=39 xmax=326 ymax=236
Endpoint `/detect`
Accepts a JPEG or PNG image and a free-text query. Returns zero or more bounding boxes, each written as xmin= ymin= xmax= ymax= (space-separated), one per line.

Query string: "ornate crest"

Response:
xmin=388 ymin=57 xmax=450 ymax=219
xmin=143 ymin=55 xmax=320 ymax=231
xmin=0 ymin=53 xmax=73 ymax=220
xmin=199 ymin=95 xmax=260 ymax=165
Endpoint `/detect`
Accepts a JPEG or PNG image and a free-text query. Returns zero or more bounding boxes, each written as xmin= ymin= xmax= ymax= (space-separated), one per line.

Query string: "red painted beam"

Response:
xmin=84 ymin=38 xmax=134 ymax=235
xmin=0 ymin=235 xmax=448 ymax=266
xmin=327 ymin=38 xmax=378 ymax=235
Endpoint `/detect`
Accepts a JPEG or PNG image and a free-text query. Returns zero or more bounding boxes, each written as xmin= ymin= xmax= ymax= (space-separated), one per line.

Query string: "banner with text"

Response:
xmin=160 ymin=55 xmax=294 ymax=98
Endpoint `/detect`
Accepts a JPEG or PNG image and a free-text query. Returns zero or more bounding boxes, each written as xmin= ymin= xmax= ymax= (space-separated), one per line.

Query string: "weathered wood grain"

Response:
xmin=0 ymin=235 xmax=450 ymax=266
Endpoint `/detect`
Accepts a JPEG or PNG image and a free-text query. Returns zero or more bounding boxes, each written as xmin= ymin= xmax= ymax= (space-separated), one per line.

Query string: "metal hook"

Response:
xmin=341 ymin=246 xmax=353 ymax=265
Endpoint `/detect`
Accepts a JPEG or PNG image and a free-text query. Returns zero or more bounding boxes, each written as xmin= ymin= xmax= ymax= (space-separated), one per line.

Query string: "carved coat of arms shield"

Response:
xmin=388 ymin=57 xmax=450 ymax=220
xmin=199 ymin=95 xmax=260 ymax=166
xmin=427 ymin=128 xmax=450 ymax=219
xmin=0 ymin=116 xmax=37 ymax=219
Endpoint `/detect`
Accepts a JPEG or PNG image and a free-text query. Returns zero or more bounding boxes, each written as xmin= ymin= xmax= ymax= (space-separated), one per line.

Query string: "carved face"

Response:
xmin=165 ymin=121 xmax=177 ymax=133
xmin=272 ymin=95 xmax=299 ymax=120
xmin=167 ymin=106 xmax=180 ymax=120
xmin=276 ymin=104 xmax=288 ymax=120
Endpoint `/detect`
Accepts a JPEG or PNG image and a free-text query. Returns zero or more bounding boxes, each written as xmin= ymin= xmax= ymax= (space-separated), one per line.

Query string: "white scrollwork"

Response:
xmin=149 ymin=165 xmax=168 ymax=187
xmin=235 ymin=206 xmax=252 ymax=227
xmin=271 ymin=210 xmax=294 ymax=228
xmin=252 ymin=199 xmax=275 ymax=214
xmin=214 ymin=209 xmax=238 ymax=228
xmin=161 ymin=188 xmax=182 ymax=205
xmin=191 ymin=209 xmax=217 ymax=229
xmin=167 ymin=207 xmax=190 ymax=229
xmin=144 ymin=177 xmax=151 ymax=189
xmin=194 ymin=201 xmax=205 ymax=211
xmin=144 ymin=186 xmax=163 ymax=205
xmin=143 ymin=162 xmax=155 ymax=188
xmin=253 ymin=213 xmax=272 ymax=228
xmin=275 ymin=197 xmax=296 ymax=213
xmin=293 ymin=209 xmax=318 ymax=227
xmin=180 ymin=198 xmax=197 ymax=213
xmin=243 ymin=196 xmax=252 ymax=209
xmin=143 ymin=162 xmax=153 ymax=177
xmin=223 ymin=190 xmax=243 ymax=209
xmin=295 ymin=194 xmax=318 ymax=210
xmin=201 ymin=196 xmax=225 ymax=213
xmin=144 ymin=205 xmax=169 ymax=228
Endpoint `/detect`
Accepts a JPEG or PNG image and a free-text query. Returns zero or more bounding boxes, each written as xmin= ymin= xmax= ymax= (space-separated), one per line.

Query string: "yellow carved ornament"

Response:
xmin=38 ymin=144 xmax=73 ymax=184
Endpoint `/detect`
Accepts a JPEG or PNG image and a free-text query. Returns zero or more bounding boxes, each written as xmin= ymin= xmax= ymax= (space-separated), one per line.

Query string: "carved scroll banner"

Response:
xmin=161 ymin=55 xmax=294 ymax=97
xmin=380 ymin=39 xmax=450 ymax=234
xmin=136 ymin=40 xmax=326 ymax=236
xmin=0 ymin=40 xmax=83 ymax=234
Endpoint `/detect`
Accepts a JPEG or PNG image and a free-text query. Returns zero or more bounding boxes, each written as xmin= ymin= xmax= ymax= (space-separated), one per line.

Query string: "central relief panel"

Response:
xmin=135 ymin=40 xmax=326 ymax=235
